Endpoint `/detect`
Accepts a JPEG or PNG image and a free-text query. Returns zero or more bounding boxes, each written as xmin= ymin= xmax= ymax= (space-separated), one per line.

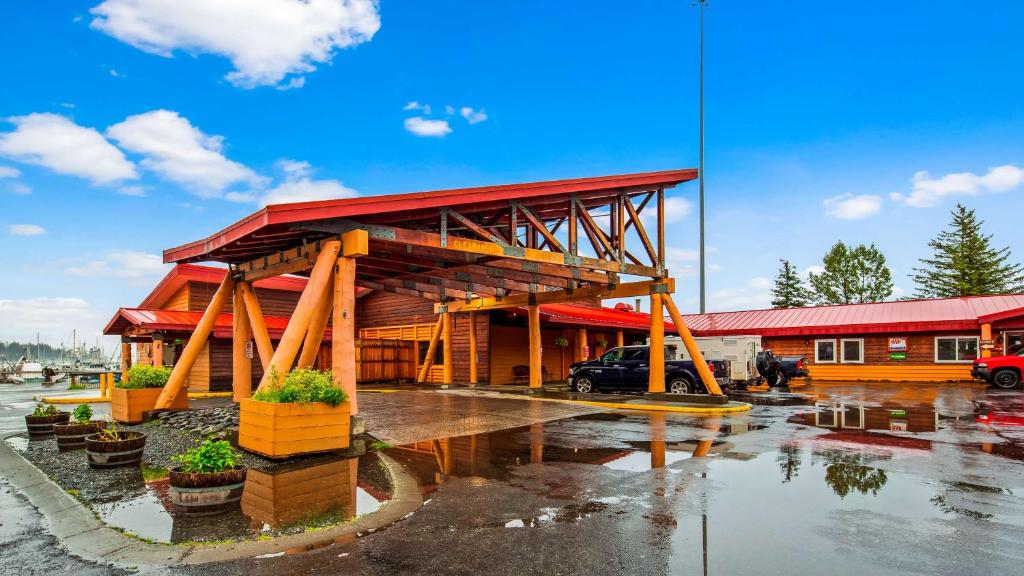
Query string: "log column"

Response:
xmin=468 ymin=311 xmax=478 ymax=385
xmin=151 ymin=333 xmax=165 ymax=368
xmin=239 ymin=282 xmax=273 ymax=370
xmin=529 ymin=304 xmax=542 ymax=389
xmin=120 ymin=338 xmax=132 ymax=381
xmin=576 ymin=327 xmax=588 ymax=362
xmin=648 ymin=293 xmax=665 ymax=393
xmin=442 ymin=310 xmax=453 ymax=385
xmin=616 ymin=329 xmax=624 ymax=348
xmin=333 ymin=256 xmax=358 ymax=414
xmin=981 ymin=322 xmax=993 ymax=358
xmin=232 ymin=286 xmax=252 ymax=402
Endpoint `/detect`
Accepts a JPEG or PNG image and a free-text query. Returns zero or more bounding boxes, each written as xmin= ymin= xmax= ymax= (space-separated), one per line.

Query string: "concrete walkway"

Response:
xmin=359 ymin=389 xmax=607 ymax=445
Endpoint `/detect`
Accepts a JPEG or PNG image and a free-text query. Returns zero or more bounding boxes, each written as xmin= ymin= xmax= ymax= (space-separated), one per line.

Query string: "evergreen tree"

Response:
xmin=771 ymin=259 xmax=812 ymax=308
xmin=808 ymin=241 xmax=893 ymax=304
xmin=912 ymin=204 xmax=1024 ymax=298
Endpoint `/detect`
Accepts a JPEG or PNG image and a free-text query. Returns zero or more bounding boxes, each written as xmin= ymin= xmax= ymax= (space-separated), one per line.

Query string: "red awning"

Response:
xmin=103 ymin=307 xmax=329 ymax=340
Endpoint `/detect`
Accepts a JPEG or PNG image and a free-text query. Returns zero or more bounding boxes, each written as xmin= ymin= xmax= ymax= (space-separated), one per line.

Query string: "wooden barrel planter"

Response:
xmin=25 ymin=412 xmax=70 ymax=439
xmin=84 ymin=431 xmax=147 ymax=469
xmin=169 ymin=467 xmax=248 ymax=516
xmin=54 ymin=421 xmax=108 ymax=451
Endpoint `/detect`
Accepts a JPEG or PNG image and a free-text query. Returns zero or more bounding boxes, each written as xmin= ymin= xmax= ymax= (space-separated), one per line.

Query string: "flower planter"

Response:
xmin=85 ymin=431 xmax=147 ymax=468
xmin=238 ymin=399 xmax=351 ymax=459
xmin=169 ymin=466 xmax=248 ymax=516
xmin=54 ymin=421 xmax=108 ymax=451
xmin=111 ymin=387 xmax=187 ymax=424
xmin=25 ymin=412 xmax=70 ymax=439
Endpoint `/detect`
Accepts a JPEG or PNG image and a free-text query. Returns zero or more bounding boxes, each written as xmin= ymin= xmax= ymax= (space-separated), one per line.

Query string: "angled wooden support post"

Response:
xmin=529 ymin=304 xmax=542 ymax=389
xmin=333 ymin=255 xmax=358 ymax=414
xmin=417 ymin=315 xmax=444 ymax=383
xmin=256 ymin=240 xmax=342 ymax=393
xmin=151 ymin=333 xmax=164 ymax=367
xmin=232 ymin=285 xmax=252 ymax=402
xmin=468 ymin=311 xmax=478 ymax=385
xmin=156 ymin=274 xmax=234 ymax=409
xmin=442 ymin=310 xmax=453 ymax=385
xmin=238 ymin=282 xmax=273 ymax=370
xmin=648 ymin=292 xmax=666 ymax=393
xmin=663 ymin=292 xmax=723 ymax=396
xmin=297 ymin=275 xmax=334 ymax=369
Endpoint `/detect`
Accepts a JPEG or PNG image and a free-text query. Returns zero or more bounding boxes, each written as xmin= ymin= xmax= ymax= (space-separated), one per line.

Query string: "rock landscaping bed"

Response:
xmin=154 ymin=404 xmax=240 ymax=436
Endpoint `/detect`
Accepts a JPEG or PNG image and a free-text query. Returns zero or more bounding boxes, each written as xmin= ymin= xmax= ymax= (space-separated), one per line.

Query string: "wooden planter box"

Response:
xmin=111 ymin=387 xmax=187 ymax=424
xmin=238 ymin=399 xmax=351 ymax=459
xmin=241 ymin=457 xmax=356 ymax=528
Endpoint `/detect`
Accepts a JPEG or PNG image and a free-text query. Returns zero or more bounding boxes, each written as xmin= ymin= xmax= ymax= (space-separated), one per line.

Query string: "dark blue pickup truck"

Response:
xmin=568 ymin=345 xmax=726 ymax=394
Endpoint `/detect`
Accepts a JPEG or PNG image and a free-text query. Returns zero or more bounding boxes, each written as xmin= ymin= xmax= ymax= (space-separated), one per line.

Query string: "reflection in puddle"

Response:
xmin=94 ymin=452 xmax=392 ymax=544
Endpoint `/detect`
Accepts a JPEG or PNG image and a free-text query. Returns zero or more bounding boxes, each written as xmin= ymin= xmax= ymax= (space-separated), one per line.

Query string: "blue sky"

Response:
xmin=1 ymin=0 xmax=1023 ymax=349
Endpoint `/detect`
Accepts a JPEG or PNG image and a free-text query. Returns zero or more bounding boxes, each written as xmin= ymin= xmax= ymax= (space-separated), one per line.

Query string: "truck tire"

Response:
xmin=768 ymin=370 xmax=789 ymax=387
xmin=992 ymin=369 xmax=1021 ymax=390
xmin=668 ymin=377 xmax=692 ymax=394
xmin=573 ymin=376 xmax=595 ymax=394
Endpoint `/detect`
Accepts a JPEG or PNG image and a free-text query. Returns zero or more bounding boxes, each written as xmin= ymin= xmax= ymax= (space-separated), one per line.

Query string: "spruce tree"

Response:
xmin=912 ymin=204 xmax=1024 ymax=298
xmin=771 ymin=259 xmax=812 ymax=308
xmin=809 ymin=241 xmax=893 ymax=304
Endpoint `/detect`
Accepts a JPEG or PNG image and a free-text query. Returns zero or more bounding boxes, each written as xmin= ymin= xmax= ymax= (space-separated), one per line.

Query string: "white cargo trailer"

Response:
xmin=666 ymin=335 xmax=764 ymax=383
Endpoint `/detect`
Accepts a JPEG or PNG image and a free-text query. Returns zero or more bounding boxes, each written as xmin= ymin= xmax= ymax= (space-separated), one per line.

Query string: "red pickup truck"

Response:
xmin=972 ymin=351 xmax=1024 ymax=389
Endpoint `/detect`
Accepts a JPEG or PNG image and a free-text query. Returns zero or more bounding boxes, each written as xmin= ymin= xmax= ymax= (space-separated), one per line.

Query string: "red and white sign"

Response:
xmin=888 ymin=337 xmax=907 ymax=352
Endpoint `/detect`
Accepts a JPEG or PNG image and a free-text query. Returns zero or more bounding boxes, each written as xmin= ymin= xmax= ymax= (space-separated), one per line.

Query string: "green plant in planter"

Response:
xmin=554 ymin=336 xmax=570 ymax=348
xmin=96 ymin=418 xmax=127 ymax=441
xmin=173 ymin=439 xmax=241 ymax=473
xmin=32 ymin=403 xmax=60 ymax=417
xmin=72 ymin=404 xmax=93 ymax=424
xmin=252 ymin=368 xmax=347 ymax=407
xmin=118 ymin=365 xmax=171 ymax=389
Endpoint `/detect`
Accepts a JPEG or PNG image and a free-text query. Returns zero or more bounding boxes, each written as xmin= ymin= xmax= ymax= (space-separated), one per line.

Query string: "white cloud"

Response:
xmin=0 ymin=166 xmax=20 ymax=178
xmin=708 ymin=276 xmax=773 ymax=312
xmin=259 ymin=159 xmax=357 ymax=206
xmin=460 ymin=106 xmax=487 ymax=124
xmin=823 ymin=193 xmax=882 ymax=220
xmin=66 ymin=250 xmax=170 ymax=282
xmin=9 ymin=224 xmax=46 ymax=236
xmin=106 ymin=110 xmax=265 ymax=197
xmin=802 ymin=265 xmax=824 ymax=281
xmin=90 ymin=0 xmax=381 ymax=88
xmin=109 ymin=68 xmax=124 ymax=78
xmin=0 ymin=113 xmax=137 ymax=185
xmin=891 ymin=164 xmax=1024 ymax=207
xmin=403 ymin=101 xmax=431 ymax=115
xmin=0 ymin=297 xmax=100 ymax=341
xmin=404 ymin=117 xmax=452 ymax=137
xmin=117 ymin=185 xmax=146 ymax=196
xmin=641 ymin=196 xmax=692 ymax=225
xmin=8 ymin=182 xmax=32 ymax=195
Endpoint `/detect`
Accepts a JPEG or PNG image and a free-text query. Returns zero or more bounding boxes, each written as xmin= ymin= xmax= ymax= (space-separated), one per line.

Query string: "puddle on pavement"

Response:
xmin=382 ymin=387 xmax=1024 ymax=573
xmin=93 ymin=451 xmax=392 ymax=544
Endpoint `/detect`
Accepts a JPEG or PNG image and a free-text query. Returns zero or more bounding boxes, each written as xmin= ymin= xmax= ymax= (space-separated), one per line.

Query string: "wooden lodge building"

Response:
xmin=105 ymin=264 xmax=666 ymax=392
xmin=683 ymin=295 xmax=1024 ymax=382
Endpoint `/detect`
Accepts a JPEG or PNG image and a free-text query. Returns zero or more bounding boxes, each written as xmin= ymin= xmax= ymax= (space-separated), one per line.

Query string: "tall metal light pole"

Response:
xmin=697 ymin=0 xmax=708 ymax=313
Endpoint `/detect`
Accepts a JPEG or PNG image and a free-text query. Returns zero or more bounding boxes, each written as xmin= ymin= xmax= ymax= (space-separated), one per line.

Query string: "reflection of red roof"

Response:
xmin=103 ymin=307 xmax=330 ymax=340
xmin=816 ymin=430 xmax=932 ymax=451
xmin=504 ymin=303 xmax=675 ymax=332
xmin=682 ymin=294 xmax=1024 ymax=337
xmin=139 ymin=264 xmax=308 ymax=308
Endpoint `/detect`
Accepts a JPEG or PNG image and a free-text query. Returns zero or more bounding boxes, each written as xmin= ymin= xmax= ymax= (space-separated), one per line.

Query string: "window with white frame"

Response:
xmin=935 ymin=336 xmax=979 ymax=363
xmin=841 ymin=339 xmax=864 ymax=363
xmin=815 ymin=339 xmax=837 ymax=363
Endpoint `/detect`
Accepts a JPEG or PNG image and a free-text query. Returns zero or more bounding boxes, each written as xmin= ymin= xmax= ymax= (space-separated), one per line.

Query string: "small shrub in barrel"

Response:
xmin=24 ymin=403 xmax=70 ymax=439
xmin=112 ymin=365 xmax=185 ymax=423
xmin=239 ymin=368 xmax=351 ymax=459
xmin=169 ymin=439 xmax=248 ymax=516
xmin=85 ymin=420 xmax=147 ymax=469
xmin=54 ymin=404 xmax=108 ymax=451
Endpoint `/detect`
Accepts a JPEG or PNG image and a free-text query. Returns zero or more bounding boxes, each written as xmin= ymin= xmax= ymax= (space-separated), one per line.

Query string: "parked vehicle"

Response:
xmin=755 ymin=351 xmax=809 ymax=387
xmin=669 ymin=335 xmax=761 ymax=384
xmin=568 ymin=345 xmax=727 ymax=394
xmin=972 ymin=351 xmax=1024 ymax=389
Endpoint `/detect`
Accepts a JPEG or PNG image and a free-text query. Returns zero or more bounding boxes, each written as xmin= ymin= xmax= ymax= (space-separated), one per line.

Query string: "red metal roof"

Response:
xmin=507 ymin=303 xmax=677 ymax=332
xmin=103 ymin=307 xmax=329 ymax=340
xmin=682 ymin=295 xmax=1024 ymax=337
xmin=139 ymin=264 xmax=308 ymax=309
xmin=163 ymin=169 xmax=697 ymax=264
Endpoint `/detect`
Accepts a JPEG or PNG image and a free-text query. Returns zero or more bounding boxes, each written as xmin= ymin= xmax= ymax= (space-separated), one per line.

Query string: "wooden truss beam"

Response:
xmin=439 ymin=278 xmax=675 ymax=313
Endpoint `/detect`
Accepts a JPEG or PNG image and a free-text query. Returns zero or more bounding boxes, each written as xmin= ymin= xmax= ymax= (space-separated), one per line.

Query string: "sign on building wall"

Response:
xmin=888 ymin=337 xmax=908 ymax=352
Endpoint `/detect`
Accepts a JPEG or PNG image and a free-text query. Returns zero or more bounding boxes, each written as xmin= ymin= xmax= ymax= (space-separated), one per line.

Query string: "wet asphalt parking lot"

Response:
xmin=2 ymin=381 xmax=1023 ymax=576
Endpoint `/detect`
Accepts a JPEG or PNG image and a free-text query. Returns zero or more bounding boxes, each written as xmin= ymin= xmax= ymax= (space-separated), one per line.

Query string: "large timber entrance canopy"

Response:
xmin=154 ymin=169 xmax=722 ymax=413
